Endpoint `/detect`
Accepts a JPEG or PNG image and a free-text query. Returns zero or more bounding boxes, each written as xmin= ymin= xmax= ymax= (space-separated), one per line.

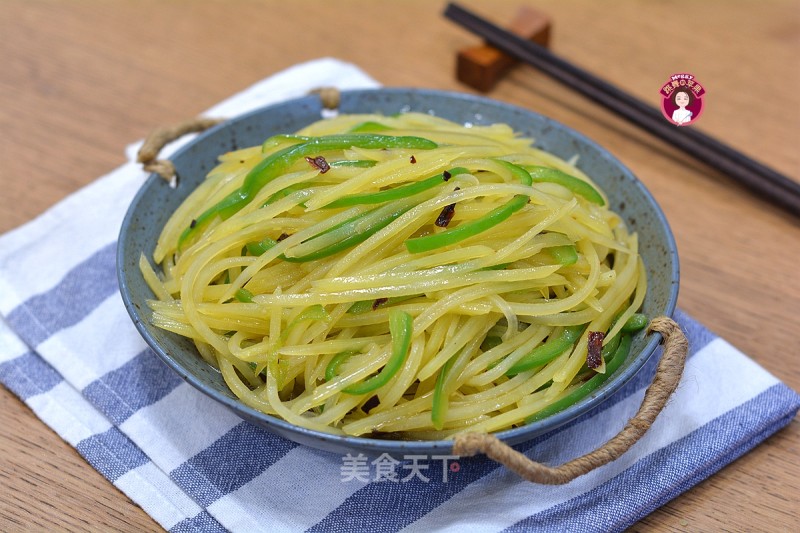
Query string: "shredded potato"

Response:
xmin=143 ymin=112 xmax=645 ymax=438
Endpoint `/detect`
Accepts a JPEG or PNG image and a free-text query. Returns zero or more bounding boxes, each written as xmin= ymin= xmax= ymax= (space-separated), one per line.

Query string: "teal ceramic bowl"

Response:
xmin=118 ymin=88 xmax=679 ymax=456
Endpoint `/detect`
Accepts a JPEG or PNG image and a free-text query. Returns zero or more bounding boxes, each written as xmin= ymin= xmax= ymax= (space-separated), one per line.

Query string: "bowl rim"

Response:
xmin=117 ymin=87 xmax=679 ymax=454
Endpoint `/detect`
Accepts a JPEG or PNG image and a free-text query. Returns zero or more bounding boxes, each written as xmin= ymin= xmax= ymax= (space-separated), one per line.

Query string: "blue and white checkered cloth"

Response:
xmin=1 ymin=58 xmax=798 ymax=532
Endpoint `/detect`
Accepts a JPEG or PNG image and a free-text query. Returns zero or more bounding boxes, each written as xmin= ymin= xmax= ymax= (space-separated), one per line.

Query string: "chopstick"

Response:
xmin=444 ymin=3 xmax=800 ymax=217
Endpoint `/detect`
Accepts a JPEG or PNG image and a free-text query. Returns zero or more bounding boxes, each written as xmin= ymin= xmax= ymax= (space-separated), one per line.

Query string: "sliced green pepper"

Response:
xmin=276 ymin=304 xmax=331 ymax=343
xmin=324 ymin=350 xmax=359 ymax=381
xmin=549 ymin=245 xmax=578 ymax=265
xmin=268 ymin=358 xmax=292 ymax=390
xmin=480 ymin=263 xmax=511 ymax=271
xmin=621 ymin=313 xmax=648 ymax=334
xmin=246 ymin=237 xmax=278 ymax=256
xmin=261 ymin=134 xmax=310 ymax=150
xmin=349 ymin=121 xmax=392 ymax=133
xmin=431 ymin=354 xmax=458 ymax=430
xmin=179 ymin=134 xmax=437 ymax=249
xmin=343 ymin=310 xmax=413 ymax=395
xmin=481 ymin=335 xmax=503 ymax=352
xmin=261 ymin=184 xmax=309 ymax=207
xmin=526 ymin=335 xmax=632 ymax=424
xmin=523 ymin=166 xmax=605 ymax=205
xmin=234 ymin=288 xmax=254 ymax=303
xmin=405 ymin=160 xmax=532 ymax=254
xmin=506 ymin=324 xmax=586 ymax=376
xmin=329 ymin=159 xmax=378 ymax=169
xmin=323 ymin=167 xmax=469 ymax=209
xmin=281 ymin=202 xmax=411 ymax=263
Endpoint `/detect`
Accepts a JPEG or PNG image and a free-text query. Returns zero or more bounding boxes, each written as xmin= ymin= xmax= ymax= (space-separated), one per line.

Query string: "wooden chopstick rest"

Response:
xmin=456 ymin=6 xmax=552 ymax=92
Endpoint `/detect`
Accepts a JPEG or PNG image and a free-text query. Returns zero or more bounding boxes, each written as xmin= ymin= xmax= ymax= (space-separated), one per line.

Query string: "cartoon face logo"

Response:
xmin=660 ymin=74 xmax=704 ymax=126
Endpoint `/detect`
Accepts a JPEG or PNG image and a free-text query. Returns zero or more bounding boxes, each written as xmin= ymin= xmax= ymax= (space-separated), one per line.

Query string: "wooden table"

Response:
xmin=1 ymin=1 xmax=798 ymax=530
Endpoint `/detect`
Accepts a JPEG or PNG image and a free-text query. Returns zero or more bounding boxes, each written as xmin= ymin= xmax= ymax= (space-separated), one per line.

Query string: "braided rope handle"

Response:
xmin=452 ymin=316 xmax=688 ymax=484
xmin=135 ymin=88 xmax=342 ymax=183
xmin=136 ymin=118 xmax=224 ymax=183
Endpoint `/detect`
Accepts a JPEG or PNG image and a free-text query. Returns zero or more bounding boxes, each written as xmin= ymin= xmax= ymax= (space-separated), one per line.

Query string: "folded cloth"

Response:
xmin=1 ymin=58 xmax=798 ymax=533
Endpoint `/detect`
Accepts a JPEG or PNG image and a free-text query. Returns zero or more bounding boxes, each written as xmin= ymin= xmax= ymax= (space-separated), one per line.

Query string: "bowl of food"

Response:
xmin=117 ymin=88 xmax=679 ymax=457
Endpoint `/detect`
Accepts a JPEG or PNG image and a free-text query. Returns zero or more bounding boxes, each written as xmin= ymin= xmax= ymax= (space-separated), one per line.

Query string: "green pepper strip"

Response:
xmin=279 ymin=304 xmax=331 ymax=342
xmin=234 ymin=288 xmax=254 ymax=303
xmin=506 ymin=324 xmax=587 ymax=376
xmin=281 ymin=202 xmax=411 ymax=263
xmin=481 ymin=262 xmax=510 ymax=271
xmin=324 ymin=350 xmax=359 ymax=381
xmin=246 ymin=237 xmax=278 ymax=256
xmin=268 ymin=358 xmax=292 ymax=390
xmin=349 ymin=121 xmax=392 ymax=133
xmin=179 ymin=134 xmax=437 ymax=249
xmin=262 ymin=184 xmax=308 ymax=207
xmin=329 ymin=159 xmax=378 ymax=168
xmin=405 ymin=160 xmax=532 ymax=254
xmin=347 ymin=264 xmax=507 ymax=315
xmin=481 ymin=335 xmax=503 ymax=352
xmin=549 ymin=245 xmax=578 ymax=265
xmin=323 ymin=167 xmax=470 ymax=209
xmin=343 ymin=310 xmax=413 ymax=395
xmin=621 ymin=313 xmax=648 ymax=334
xmin=261 ymin=134 xmax=310 ymax=150
xmin=431 ymin=354 xmax=458 ymax=430
xmin=523 ymin=166 xmax=605 ymax=205
xmin=526 ymin=335 xmax=632 ymax=424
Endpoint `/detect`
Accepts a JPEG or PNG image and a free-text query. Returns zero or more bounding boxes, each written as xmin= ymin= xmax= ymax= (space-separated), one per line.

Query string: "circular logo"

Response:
xmin=659 ymin=73 xmax=705 ymax=126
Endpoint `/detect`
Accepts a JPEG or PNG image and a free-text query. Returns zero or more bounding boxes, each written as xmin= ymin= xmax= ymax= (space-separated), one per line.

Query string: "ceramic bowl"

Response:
xmin=118 ymin=88 xmax=679 ymax=456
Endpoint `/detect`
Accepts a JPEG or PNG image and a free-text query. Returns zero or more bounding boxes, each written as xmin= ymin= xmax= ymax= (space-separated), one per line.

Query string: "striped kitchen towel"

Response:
xmin=1 ymin=58 xmax=798 ymax=533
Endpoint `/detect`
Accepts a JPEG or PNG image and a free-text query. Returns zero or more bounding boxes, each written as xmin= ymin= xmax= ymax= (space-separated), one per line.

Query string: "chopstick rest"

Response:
xmin=456 ymin=6 xmax=551 ymax=92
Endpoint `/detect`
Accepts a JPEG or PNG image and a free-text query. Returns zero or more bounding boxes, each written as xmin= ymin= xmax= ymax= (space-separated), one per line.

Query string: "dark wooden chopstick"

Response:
xmin=444 ymin=3 xmax=800 ymax=217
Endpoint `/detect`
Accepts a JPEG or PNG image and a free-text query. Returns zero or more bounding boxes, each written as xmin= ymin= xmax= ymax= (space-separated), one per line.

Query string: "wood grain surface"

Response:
xmin=1 ymin=1 xmax=798 ymax=531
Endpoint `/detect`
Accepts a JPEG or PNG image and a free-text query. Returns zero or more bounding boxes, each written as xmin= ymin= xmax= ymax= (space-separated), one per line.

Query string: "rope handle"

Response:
xmin=452 ymin=316 xmax=688 ymax=484
xmin=136 ymin=118 xmax=224 ymax=184
xmin=136 ymin=87 xmax=342 ymax=183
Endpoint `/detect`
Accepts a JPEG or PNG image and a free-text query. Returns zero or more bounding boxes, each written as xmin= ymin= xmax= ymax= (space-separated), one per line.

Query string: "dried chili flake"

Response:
xmin=435 ymin=203 xmax=457 ymax=227
xmin=410 ymin=155 xmax=417 ymax=164
xmin=435 ymin=187 xmax=460 ymax=227
xmin=442 ymin=170 xmax=452 ymax=181
xmin=277 ymin=233 xmax=290 ymax=242
xmin=305 ymin=155 xmax=330 ymax=173
xmin=372 ymin=297 xmax=389 ymax=310
xmin=587 ymin=331 xmax=605 ymax=369
xmin=189 ymin=219 xmax=197 ymax=229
